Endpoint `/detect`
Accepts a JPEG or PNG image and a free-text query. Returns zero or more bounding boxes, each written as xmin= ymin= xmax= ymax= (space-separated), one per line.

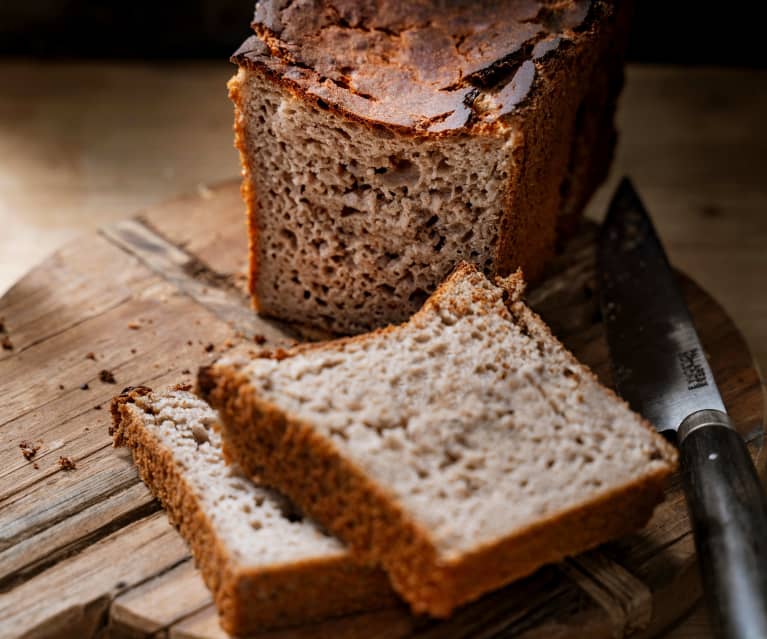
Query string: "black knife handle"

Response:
xmin=679 ymin=409 xmax=767 ymax=638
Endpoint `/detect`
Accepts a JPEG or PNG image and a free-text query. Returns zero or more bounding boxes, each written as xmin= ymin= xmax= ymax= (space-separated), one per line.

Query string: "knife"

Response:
xmin=598 ymin=178 xmax=767 ymax=638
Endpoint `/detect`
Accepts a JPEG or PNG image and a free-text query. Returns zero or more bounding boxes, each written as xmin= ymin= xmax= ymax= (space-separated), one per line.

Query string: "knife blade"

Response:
xmin=598 ymin=178 xmax=767 ymax=639
xmin=597 ymin=178 xmax=726 ymax=433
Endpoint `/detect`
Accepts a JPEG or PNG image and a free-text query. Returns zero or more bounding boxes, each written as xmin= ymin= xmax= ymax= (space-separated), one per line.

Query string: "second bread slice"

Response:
xmin=110 ymin=386 xmax=392 ymax=635
xmin=198 ymin=263 xmax=677 ymax=617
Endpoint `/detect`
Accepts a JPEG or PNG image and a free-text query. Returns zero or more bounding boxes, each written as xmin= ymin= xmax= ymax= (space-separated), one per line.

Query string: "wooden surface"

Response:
xmin=1 ymin=62 xmax=766 ymax=638
xmin=0 ymin=181 xmax=763 ymax=639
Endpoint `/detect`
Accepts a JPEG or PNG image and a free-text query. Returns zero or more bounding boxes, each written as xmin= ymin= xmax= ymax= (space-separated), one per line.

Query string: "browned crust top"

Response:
xmin=234 ymin=0 xmax=609 ymax=134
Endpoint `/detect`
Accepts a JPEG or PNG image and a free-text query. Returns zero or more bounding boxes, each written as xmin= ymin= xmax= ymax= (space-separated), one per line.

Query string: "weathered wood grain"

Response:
xmin=135 ymin=182 xmax=246 ymax=277
xmin=171 ymin=605 xmax=415 ymax=639
xmin=100 ymin=218 xmax=295 ymax=344
xmin=0 ymin=474 xmax=157 ymax=588
xmin=0 ymin=181 xmax=762 ymax=639
xmin=0 ymin=298 xmax=233 ymax=504
xmin=0 ymin=512 xmax=190 ymax=639
xmin=563 ymin=551 xmax=652 ymax=636
xmin=0 ymin=235 xmax=151 ymax=363
xmin=110 ymin=560 xmax=212 ymax=637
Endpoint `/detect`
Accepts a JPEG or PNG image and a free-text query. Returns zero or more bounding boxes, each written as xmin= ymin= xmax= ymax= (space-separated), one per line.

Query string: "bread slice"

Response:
xmin=228 ymin=0 xmax=632 ymax=334
xmin=198 ymin=263 xmax=678 ymax=617
xmin=109 ymin=386 xmax=392 ymax=635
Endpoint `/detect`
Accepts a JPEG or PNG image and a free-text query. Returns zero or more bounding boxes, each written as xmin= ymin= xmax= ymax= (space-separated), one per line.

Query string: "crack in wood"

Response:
xmin=132 ymin=215 xmax=243 ymax=297
xmin=0 ymin=295 xmax=132 ymax=362
xmin=744 ymin=424 xmax=764 ymax=445
xmin=0 ymin=512 xmax=191 ymax=638
xmin=0 ymin=315 xmax=153 ymax=432
xmin=0 ymin=365 xmax=130 ymax=433
xmin=562 ymin=550 xmax=653 ymax=638
xmin=0 ymin=367 xmax=180 ymax=498
xmin=107 ymin=557 xmax=213 ymax=637
xmin=0 ymin=444 xmax=133 ymax=550
xmin=99 ymin=218 xmax=299 ymax=343
xmin=0 ymin=496 xmax=161 ymax=592
xmin=641 ymin=528 xmax=694 ymax=558
xmin=98 ymin=552 xmax=195 ymax=639
xmin=410 ymin=572 xmax=583 ymax=639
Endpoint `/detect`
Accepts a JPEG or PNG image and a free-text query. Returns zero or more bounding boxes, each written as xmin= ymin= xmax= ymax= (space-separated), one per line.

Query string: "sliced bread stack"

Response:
xmin=110 ymin=386 xmax=392 ymax=635
xmin=198 ymin=263 xmax=678 ymax=616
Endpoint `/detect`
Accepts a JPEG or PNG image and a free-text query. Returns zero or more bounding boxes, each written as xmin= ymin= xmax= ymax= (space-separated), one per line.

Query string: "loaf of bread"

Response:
xmin=198 ymin=263 xmax=677 ymax=617
xmin=110 ymin=386 xmax=392 ymax=635
xmin=229 ymin=0 xmax=632 ymax=334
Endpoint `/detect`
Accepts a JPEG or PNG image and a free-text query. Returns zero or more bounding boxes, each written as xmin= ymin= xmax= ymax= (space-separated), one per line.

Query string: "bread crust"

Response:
xmin=241 ymin=1 xmax=610 ymax=138
xmin=494 ymin=1 xmax=634 ymax=279
xmin=198 ymin=263 xmax=677 ymax=617
xmin=228 ymin=1 xmax=634 ymax=332
xmin=227 ymin=73 xmax=261 ymax=308
xmin=110 ymin=387 xmax=393 ymax=634
xmin=557 ymin=0 xmax=634 ymax=237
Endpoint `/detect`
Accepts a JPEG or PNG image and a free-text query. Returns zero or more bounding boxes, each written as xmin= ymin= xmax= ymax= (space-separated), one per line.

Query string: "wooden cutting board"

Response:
xmin=0 ymin=181 xmax=763 ymax=639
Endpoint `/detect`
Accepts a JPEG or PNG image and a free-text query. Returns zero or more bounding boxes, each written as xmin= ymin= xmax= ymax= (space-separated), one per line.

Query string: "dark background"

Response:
xmin=0 ymin=1 xmax=763 ymax=66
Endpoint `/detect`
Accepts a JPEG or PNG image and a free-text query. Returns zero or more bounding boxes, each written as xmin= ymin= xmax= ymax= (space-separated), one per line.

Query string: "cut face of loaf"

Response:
xmin=198 ymin=263 xmax=678 ymax=617
xmin=109 ymin=387 xmax=392 ymax=635
xmin=229 ymin=0 xmax=632 ymax=334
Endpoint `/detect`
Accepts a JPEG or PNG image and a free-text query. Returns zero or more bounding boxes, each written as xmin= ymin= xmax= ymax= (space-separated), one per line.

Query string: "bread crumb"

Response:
xmin=253 ymin=334 xmax=267 ymax=345
xmin=33 ymin=462 xmax=39 ymax=469
xmin=19 ymin=440 xmax=40 ymax=461
xmin=128 ymin=322 xmax=141 ymax=330
xmin=181 ymin=369 xmax=191 ymax=375
xmin=0 ymin=317 xmax=4 ymax=332
xmin=93 ymin=405 xmax=102 ymax=410
xmin=187 ymin=340 xmax=193 ymax=346
xmin=204 ymin=343 xmax=215 ymax=353
xmin=2 ymin=335 xmax=13 ymax=350
xmin=99 ymin=369 xmax=117 ymax=384
xmin=58 ymin=456 xmax=76 ymax=471
xmin=85 ymin=352 xmax=97 ymax=361
xmin=80 ymin=383 xmax=90 ymax=391
xmin=58 ymin=384 xmax=65 ymax=390
xmin=130 ymin=348 xmax=137 ymax=354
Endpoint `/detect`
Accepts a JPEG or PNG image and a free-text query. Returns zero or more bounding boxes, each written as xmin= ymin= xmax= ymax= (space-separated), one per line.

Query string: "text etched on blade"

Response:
xmin=678 ymin=348 xmax=708 ymax=390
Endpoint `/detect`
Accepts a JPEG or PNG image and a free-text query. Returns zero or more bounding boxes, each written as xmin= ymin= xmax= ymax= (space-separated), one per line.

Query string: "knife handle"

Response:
xmin=679 ymin=409 xmax=767 ymax=638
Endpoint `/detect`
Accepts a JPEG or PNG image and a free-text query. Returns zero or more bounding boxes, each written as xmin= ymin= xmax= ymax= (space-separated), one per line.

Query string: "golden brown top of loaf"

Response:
xmin=234 ymin=0 xmax=604 ymax=134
